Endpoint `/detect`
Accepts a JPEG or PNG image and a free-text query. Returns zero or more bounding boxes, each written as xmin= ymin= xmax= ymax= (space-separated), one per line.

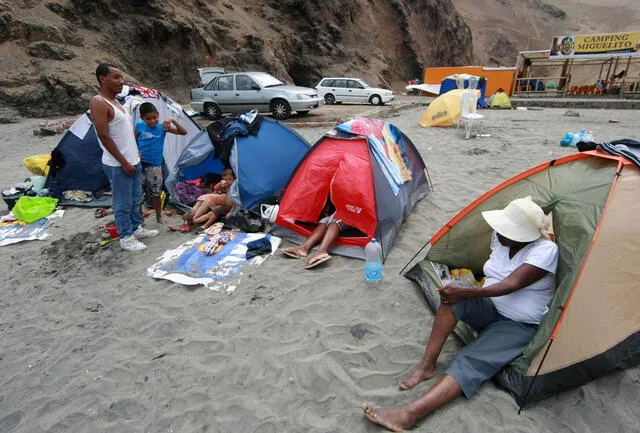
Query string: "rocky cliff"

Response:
xmin=0 ymin=0 xmax=473 ymax=118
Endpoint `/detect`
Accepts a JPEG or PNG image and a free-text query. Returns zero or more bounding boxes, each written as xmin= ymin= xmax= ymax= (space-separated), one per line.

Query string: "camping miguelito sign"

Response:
xmin=550 ymin=31 xmax=640 ymax=59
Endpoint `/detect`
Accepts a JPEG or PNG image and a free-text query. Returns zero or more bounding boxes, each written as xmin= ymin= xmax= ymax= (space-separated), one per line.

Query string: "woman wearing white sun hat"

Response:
xmin=362 ymin=197 xmax=559 ymax=432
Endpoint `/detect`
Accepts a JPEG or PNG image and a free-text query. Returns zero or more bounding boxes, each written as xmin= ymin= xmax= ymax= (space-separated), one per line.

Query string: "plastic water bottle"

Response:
xmin=364 ymin=238 xmax=383 ymax=282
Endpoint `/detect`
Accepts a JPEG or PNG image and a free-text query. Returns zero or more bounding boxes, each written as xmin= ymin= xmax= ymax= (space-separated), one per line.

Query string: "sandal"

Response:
xmin=304 ymin=253 xmax=331 ymax=269
xmin=94 ymin=208 xmax=112 ymax=218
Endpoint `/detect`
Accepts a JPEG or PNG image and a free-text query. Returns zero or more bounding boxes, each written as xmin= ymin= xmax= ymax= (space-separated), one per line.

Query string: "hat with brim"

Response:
xmin=481 ymin=197 xmax=545 ymax=243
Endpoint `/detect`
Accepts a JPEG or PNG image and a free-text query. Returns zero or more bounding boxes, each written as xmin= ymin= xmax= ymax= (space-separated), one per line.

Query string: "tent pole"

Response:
xmin=518 ymin=339 xmax=554 ymax=414
xmin=399 ymin=241 xmax=430 ymax=275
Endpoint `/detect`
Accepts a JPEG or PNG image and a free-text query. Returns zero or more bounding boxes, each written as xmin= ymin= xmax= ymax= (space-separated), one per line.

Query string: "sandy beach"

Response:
xmin=1 ymin=106 xmax=639 ymax=432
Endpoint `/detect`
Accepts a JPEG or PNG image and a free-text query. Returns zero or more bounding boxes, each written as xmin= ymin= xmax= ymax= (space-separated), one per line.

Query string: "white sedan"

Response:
xmin=316 ymin=77 xmax=395 ymax=106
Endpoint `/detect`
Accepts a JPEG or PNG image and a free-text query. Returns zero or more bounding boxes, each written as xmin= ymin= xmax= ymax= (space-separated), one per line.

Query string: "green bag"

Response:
xmin=12 ymin=196 xmax=59 ymax=223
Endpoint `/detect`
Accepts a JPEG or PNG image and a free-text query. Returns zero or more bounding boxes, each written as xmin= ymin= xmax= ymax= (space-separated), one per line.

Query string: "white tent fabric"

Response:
xmin=118 ymin=85 xmax=202 ymax=171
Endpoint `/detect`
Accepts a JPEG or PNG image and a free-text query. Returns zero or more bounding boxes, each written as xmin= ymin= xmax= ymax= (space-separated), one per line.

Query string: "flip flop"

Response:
xmin=94 ymin=208 xmax=112 ymax=218
xmin=304 ymin=253 xmax=331 ymax=269
xmin=282 ymin=250 xmax=302 ymax=259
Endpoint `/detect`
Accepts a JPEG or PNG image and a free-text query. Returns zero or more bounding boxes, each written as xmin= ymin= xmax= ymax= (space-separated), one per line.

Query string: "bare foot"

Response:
xmin=398 ymin=363 xmax=436 ymax=390
xmin=281 ymin=246 xmax=308 ymax=259
xmin=361 ymin=403 xmax=413 ymax=432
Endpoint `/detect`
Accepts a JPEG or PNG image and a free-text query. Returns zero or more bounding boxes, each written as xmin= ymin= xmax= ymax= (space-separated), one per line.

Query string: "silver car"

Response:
xmin=316 ymin=77 xmax=395 ymax=105
xmin=190 ymin=72 xmax=322 ymax=120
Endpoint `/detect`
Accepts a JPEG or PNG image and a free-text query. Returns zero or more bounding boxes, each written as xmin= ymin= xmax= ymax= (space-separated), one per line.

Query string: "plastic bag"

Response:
xmin=12 ymin=196 xmax=59 ymax=223
xmin=23 ymin=154 xmax=51 ymax=176
xmin=560 ymin=130 xmax=593 ymax=147
xmin=229 ymin=209 xmax=264 ymax=233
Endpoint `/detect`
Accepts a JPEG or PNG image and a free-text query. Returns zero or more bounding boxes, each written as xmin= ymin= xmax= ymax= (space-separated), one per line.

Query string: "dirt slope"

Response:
xmin=0 ymin=0 xmax=472 ymax=118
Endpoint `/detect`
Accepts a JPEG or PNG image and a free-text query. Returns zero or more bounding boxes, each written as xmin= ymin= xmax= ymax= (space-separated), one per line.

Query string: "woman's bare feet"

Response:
xmin=398 ymin=362 xmax=436 ymax=390
xmin=361 ymin=403 xmax=414 ymax=432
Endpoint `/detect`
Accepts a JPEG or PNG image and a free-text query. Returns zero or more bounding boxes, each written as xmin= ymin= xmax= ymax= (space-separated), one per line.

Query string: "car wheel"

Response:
xmin=324 ymin=94 xmax=335 ymax=105
xmin=271 ymin=99 xmax=291 ymax=120
xmin=204 ymin=102 xmax=221 ymax=120
xmin=370 ymin=95 xmax=383 ymax=106
xmin=297 ymin=111 xmax=310 ymax=116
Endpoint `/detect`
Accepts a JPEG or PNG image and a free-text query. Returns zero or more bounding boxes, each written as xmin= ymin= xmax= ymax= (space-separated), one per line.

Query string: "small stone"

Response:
xmin=608 ymin=119 xmax=620 ymax=124
xmin=563 ymin=110 xmax=580 ymax=117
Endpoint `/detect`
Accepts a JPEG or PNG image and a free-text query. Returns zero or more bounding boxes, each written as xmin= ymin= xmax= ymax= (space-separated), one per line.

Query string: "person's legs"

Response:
xmin=444 ymin=319 xmax=537 ymax=398
xmin=398 ymin=305 xmax=457 ymax=390
xmin=104 ymin=164 xmax=134 ymax=237
xmin=143 ymin=165 xmax=164 ymax=223
xmin=192 ymin=199 xmax=210 ymax=221
xmin=282 ymin=223 xmax=329 ymax=258
xmin=363 ymin=374 xmax=463 ymax=432
xmin=363 ymin=313 xmax=536 ymax=431
xmin=304 ymin=222 xmax=341 ymax=267
xmin=399 ymin=296 xmax=499 ymax=390
xmin=130 ymin=164 xmax=144 ymax=231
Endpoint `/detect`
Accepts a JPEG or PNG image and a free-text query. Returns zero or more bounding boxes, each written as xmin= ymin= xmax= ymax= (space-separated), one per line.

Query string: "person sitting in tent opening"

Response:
xmin=281 ymin=196 xmax=346 ymax=269
xmin=362 ymin=196 xmax=558 ymax=432
xmin=183 ymin=168 xmax=236 ymax=229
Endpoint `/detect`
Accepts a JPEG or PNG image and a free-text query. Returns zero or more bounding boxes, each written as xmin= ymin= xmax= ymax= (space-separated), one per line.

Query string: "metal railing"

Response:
xmin=512 ymin=76 xmax=567 ymax=96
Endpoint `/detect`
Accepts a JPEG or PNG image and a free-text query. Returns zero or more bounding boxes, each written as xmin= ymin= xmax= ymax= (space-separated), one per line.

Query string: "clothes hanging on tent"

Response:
xmin=207 ymin=115 xmax=262 ymax=168
xmin=335 ymin=117 xmax=412 ymax=195
xmin=598 ymin=139 xmax=640 ymax=167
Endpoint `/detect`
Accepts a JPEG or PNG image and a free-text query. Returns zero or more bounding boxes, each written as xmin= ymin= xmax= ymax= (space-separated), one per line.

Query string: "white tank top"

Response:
xmin=96 ymin=96 xmax=140 ymax=167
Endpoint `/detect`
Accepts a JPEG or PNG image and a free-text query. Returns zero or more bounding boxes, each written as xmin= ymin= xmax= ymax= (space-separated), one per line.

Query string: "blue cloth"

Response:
xmin=245 ymin=235 xmax=272 ymax=259
xmin=445 ymin=297 xmax=537 ymax=398
xmin=103 ymin=164 xmax=143 ymax=237
xmin=135 ymin=121 xmax=166 ymax=165
xmin=599 ymin=139 xmax=640 ymax=168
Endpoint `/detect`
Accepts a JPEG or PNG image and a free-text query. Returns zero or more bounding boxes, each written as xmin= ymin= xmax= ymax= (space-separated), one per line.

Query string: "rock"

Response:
xmin=0 ymin=106 xmax=20 ymax=124
xmin=33 ymin=127 xmax=58 ymax=136
xmin=564 ymin=110 xmax=580 ymax=117
xmin=608 ymin=119 xmax=620 ymax=124
xmin=28 ymin=42 xmax=76 ymax=60
xmin=0 ymin=12 xmax=17 ymax=42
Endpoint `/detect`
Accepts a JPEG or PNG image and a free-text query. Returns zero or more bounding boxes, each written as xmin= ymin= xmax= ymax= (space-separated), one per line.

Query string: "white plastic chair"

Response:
xmin=457 ymin=91 xmax=484 ymax=139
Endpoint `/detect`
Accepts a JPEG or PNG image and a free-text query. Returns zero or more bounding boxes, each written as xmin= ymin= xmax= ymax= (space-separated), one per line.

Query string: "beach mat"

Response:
xmin=147 ymin=231 xmax=281 ymax=293
xmin=0 ymin=210 xmax=64 ymax=246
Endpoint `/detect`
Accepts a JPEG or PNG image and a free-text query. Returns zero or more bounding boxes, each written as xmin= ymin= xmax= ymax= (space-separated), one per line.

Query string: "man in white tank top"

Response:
xmin=90 ymin=64 xmax=158 ymax=251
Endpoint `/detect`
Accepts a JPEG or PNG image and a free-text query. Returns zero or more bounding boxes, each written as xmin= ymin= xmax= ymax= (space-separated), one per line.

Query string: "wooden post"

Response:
xmin=562 ymin=59 xmax=573 ymax=97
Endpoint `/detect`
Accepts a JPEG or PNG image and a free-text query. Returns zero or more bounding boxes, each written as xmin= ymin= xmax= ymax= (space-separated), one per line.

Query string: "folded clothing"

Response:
xmin=199 ymin=231 xmax=235 ymax=256
xmin=63 ymin=190 xmax=94 ymax=203
xmin=246 ymin=236 xmax=272 ymax=259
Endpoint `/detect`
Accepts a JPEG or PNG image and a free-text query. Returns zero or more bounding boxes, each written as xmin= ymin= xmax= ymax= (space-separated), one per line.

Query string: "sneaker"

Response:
xmin=134 ymin=226 xmax=160 ymax=239
xmin=120 ymin=235 xmax=147 ymax=252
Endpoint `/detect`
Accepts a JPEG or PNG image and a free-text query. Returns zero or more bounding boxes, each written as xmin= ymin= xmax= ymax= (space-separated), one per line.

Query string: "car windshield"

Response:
xmin=359 ymin=79 xmax=374 ymax=88
xmin=252 ymin=73 xmax=284 ymax=88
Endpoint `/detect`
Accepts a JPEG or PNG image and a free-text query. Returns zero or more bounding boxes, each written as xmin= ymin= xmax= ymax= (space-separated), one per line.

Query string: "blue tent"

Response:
xmin=46 ymin=113 xmax=110 ymax=193
xmin=440 ymin=74 xmax=487 ymax=107
xmin=167 ymin=117 xmax=311 ymax=210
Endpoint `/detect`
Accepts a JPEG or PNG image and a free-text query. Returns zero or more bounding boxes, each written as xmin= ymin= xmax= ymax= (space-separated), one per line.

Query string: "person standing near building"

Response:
xmin=90 ymin=63 xmax=159 ymax=251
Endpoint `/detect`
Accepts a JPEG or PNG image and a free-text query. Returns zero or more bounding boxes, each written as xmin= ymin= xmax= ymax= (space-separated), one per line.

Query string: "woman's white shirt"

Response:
xmin=484 ymin=232 xmax=559 ymax=324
